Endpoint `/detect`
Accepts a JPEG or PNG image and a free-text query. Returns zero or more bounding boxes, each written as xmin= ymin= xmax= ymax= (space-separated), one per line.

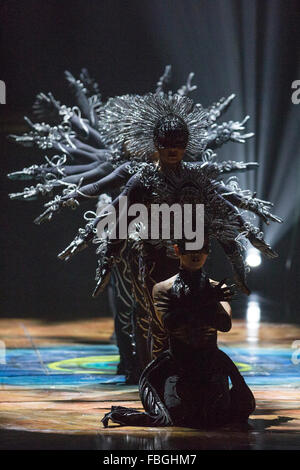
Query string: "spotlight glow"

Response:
xmin=246 ymin=249 xmax=262 ymax=267
xmin=246 ymin=300 xmax=261 ymax=325
xmin=246 ymin=299 xmax=261 ymax=343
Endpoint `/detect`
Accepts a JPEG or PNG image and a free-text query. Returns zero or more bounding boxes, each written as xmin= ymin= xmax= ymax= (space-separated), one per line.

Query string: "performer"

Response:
xmin=102 ymin=239 xmax=255 ymax=428
xmin=7 ymin=69 xmax=277 ymax=380
xmin=58 ymin=92 xmax=281 ymax=374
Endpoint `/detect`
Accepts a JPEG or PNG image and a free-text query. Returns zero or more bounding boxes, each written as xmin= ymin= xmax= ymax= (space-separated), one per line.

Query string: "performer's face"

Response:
xmin=174 ymin=242 xmax=209 ymax=271
xmin=179 ymin=251 xmax=208 ymax=271
xmin=158 ymin=147 xmax=185 ymax=165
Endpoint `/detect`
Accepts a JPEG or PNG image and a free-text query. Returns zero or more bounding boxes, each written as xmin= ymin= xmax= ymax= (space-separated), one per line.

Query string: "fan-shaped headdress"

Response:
xmin=97 ymin=93 xmax=209 ymax=160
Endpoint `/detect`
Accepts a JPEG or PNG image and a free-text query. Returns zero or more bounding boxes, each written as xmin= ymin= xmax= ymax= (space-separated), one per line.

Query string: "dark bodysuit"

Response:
xmin=102 ymin=268 xmax=255 ymax=428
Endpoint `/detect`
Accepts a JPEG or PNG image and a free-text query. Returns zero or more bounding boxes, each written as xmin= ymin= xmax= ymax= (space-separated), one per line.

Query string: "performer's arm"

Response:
xmin=205 ymin=117 xmax=254 ymax=150
xmin=153 ymin=281 xmax=188 ymax=332
xmin=57 ymin=173 xmax=143 ymax=297
xmin=206 ymin=284 xmax=232 ymax=333
xmin=32 ymin=90 xmax=105 ymax=149
xmin=62 ymin=162 xmax=130 ymax=200
xmin=33 ymin=163 xmax=130 ymax=223
xmin=216 ymin=185 xmax=283 ymax=224
xmin=52 ymin=141 xmax=109 ymax=162
xmin=214 ymin=160 xmax=259 ymax=174
xmin=196 ymin=279 xmax=233 ymax=332
xmin=61 ymin=161 xmax=114 ymax=185
xmin=68 ymin=114 xmax=105 ymax=148
xmin=153 ymin=279 xmax=233 ymax=333
xmin=90 ymin=175 xmax=143 ymax=297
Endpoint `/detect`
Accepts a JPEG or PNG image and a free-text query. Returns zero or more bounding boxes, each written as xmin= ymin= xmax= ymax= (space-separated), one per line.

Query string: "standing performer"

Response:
xmin=102 ymin=239 xmax=255 ymax=428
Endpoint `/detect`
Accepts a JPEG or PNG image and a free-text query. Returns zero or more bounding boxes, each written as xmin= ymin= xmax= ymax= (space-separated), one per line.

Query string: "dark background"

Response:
xmin=0 ymin=0 xmax=299 ymax=322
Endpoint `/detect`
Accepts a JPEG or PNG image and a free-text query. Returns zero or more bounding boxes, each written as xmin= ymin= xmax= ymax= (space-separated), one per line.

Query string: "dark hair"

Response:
xmin=175 ymin=236 xmax=210 ymax=254
xmin=153 ymin=113 xmax=189 ymax=150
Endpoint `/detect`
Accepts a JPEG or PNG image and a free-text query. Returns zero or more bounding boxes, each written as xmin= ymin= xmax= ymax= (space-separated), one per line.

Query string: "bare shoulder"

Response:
xmin=152 ymin=274 xmax=177 ymax=299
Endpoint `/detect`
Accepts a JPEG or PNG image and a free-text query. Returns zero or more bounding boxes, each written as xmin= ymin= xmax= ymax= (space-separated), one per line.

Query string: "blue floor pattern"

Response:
xmin=0 ymin=344 xmax=299 ymax=388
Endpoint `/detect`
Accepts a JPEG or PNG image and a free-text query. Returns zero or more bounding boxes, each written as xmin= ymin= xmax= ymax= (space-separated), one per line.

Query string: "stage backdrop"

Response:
xmin=0 ymin=0 xmax=299 ymax=321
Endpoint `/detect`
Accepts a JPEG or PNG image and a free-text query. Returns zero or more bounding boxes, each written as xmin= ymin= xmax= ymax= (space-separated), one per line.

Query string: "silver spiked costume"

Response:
xmin=7 ymin=67 xmax=276 ymax=377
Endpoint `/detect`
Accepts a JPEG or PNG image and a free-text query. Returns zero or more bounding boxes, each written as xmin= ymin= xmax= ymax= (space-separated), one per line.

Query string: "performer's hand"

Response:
xmin=241 ymin=162 xmax=259 ymax=170
xmin=92 ymin=260 xmax=112 ymax=297
xmin=8 ymin=132 xmax=39 ymax=147
xmin=154 ymin=291 xmax=175 ymax=315
xmin=207 ymin=94 xmax=236 ymax=122
xmin=229 ymin=116 xmax=254 ymax=143
xmin=58 ymin=224 xmax=95 ymax=261
xmin=177 ymin=72 xmax=197 ymax=96
xmin=7 ymin=165 xmax=42 ymax=181
xmin=34 ymin=196 xmax=78 ymax=225
xmin=217 ymin=160 xmax=259 ymax=175
xmin=248 ymin=197 xmax=283 ymax=224
xmin=247 ymin=232 xmax=278 ymax=259
xmin=34 ymin=206 xmax=58 ymax=224
xmin=34 ymin=197 xmax=63 ymax=224
xmin=92 ymin=240 xmax=126 ymax=297
xmin=227 ymin=161 xmax=259 ymax=171
xmin=8 ymin=119 xmax=54 ymax=148
xmin=9 ymin=186 xmax=40 ymax=201
xmin=203 ymin=279 xmax=236 ymax=304
xmin=32 ymin=92 xmax=61 ymax=122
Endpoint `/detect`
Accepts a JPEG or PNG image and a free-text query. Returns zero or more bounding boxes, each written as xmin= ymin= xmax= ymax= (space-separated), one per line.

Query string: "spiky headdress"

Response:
xmin=97 ymin=93 xmax=209 ymax=160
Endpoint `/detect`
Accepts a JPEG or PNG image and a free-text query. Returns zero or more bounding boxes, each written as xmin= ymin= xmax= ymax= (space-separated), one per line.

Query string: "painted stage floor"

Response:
xmin=0 ymin=317 xmax=299 ymax=450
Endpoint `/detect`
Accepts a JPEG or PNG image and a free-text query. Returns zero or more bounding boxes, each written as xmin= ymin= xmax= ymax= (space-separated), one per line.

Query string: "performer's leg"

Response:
xmin=145 ymin=249 xmax=179 ymax=360
xmin=102 ymin=352 xmax=173 ymax=428
xmin=127 ymin=245 xmax=178 ymax=372
xmin=132 ymin=301 xmax=152 ymax=374
xmin=126 ymin=252 xmax=152 ymax=373
xmin=107 ymin=270 xmax=137 ymax=380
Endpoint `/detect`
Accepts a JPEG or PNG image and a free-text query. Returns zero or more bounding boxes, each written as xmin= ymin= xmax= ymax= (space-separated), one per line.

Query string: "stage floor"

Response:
xmin=0 ymin=317 xmax=299 ymax=450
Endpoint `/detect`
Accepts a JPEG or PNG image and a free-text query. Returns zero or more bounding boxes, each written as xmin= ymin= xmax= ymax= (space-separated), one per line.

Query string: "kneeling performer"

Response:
xmin=102 ymin=238 xmax=255 ymax=428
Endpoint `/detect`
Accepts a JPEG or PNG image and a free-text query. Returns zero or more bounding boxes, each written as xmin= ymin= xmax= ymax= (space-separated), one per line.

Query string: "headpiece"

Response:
xmin=97 ymin=93 xmax=209 ymax=160
xmin=153 ymin=113 xmax=189 ymax=150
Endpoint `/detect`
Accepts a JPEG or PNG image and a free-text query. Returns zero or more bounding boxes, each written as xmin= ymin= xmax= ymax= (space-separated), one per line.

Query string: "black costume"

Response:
xmin=102 ymin=269 xmax=255 ymax=428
